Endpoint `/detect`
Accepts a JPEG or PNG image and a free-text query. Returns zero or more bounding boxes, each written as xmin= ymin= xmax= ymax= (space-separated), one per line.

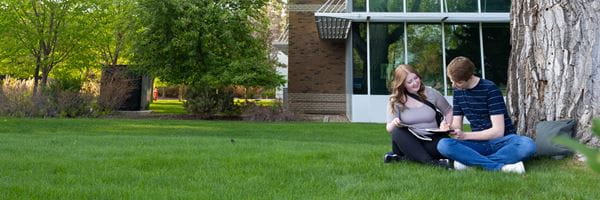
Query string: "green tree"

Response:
xmin=92 ymin=0 xmax=137 ymax=68
xmin=0 ymin=0 xmax=98 ymax=95
xmin=133 ymin=0 xmax=284 ymax=88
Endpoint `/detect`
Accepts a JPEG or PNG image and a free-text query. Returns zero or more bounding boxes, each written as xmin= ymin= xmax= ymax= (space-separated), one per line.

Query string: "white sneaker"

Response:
xmin=453 ymin=161 xmax=471 ymax=170
xmin=501 ymin=161 xmax=526 ymax=174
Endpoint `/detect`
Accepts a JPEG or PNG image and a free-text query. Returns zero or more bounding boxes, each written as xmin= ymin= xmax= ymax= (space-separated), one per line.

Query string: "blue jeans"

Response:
xmin=436 ymin=134 xmax=537 ymax=171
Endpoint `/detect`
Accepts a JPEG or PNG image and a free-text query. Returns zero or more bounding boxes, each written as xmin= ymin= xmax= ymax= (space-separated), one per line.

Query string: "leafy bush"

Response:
xmin=0 ymin=77 xmax=95 ymax=117
xmin=48 ymin=75 xmax=85 ymax=93
xmin=184 ymin=84 xmax=235 ymax=117
xmin=55 ymin=91 xmax=94 ymax=117
xmin=157 ymin=85 xmax=182 ymax=98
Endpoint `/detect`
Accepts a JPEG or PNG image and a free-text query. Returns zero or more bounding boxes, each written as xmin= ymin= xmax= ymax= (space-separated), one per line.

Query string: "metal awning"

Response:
xmin=315 ymin=12 xmax=510 ymax=23
xmin=315 ymin=0 xmax=351 ymax=40
xmin=273 ymin=24 xmax=288 ymax=54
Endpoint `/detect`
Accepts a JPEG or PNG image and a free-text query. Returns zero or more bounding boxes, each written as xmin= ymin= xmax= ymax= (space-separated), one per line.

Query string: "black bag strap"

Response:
xmin=406 ymin=92 xmax=443 ymax=125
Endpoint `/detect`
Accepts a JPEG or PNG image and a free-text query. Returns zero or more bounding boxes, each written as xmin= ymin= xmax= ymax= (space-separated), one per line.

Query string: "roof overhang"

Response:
xmin=314 ymin=12 xmax=510 ymax=23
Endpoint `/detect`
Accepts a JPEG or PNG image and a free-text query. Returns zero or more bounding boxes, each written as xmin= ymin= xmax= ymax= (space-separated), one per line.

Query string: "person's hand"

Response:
xmin=439 ymin=121 xmax=450 ymax=131
xmin=392 ymin=117 xmax=405 ymax=127
xmin=450 ymin=129 xmax=466 ymax=140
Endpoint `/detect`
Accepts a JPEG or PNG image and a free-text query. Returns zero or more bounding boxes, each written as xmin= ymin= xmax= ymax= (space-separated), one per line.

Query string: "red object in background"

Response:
xmin=153 ymin=88 xmax=159 ymax=100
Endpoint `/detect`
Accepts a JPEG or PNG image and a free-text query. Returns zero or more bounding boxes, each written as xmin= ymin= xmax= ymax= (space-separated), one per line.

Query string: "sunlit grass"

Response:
xmin=233 ymin=98 xmax=277 ymax=106
xmin=149 ymin=99 xmax=187 ymax=114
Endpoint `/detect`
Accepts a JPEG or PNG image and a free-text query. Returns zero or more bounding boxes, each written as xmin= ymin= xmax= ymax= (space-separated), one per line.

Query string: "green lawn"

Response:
xmin=0 ymin=118 xmax=599 ymax=199
xmin=234 ymin=98 xmax=277 ymax=106
xmin=149 ymin=99 xmax=187 ymax=114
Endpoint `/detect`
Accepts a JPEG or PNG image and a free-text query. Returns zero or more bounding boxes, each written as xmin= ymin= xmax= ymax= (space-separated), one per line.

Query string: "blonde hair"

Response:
xmin=389 ymin=64 xmax=426 ymax=115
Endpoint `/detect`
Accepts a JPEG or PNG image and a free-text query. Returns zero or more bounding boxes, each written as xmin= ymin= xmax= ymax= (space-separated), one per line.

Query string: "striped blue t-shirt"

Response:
xmin=453 ymin=79 xmax=515 ymax=135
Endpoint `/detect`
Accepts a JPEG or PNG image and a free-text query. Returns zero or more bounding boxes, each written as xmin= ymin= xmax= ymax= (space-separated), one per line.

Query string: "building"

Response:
xmin=288 ymin=0 xmax=511 ymax=122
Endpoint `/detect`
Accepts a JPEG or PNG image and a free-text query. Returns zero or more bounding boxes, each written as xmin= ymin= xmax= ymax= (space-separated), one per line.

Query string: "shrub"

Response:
xmin=0 ymin=77 xmax=35 ymax=117
xmin=55 ymin=91 xmax=94 ymax=117
xmin=157 ymin=85 xmax=182 ymax=98
xmin=241 ymin=101 xmax=297 ymax=121
xmin=0 ymin=76 xmax=98 ymax=117
xmin=97 ymin=68 xmax=134 ymax=113
xmin=184 ymin=84 xmax=237 ymax=117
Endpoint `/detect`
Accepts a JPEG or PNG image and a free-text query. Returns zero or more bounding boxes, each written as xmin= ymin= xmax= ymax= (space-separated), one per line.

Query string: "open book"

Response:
xmin=399 ymin=123 xmax=452 ymax=141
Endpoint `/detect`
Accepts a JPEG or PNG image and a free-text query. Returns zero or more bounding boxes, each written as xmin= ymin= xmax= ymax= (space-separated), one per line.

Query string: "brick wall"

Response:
xmin=288 ymin=2 xmax=347 ymax=114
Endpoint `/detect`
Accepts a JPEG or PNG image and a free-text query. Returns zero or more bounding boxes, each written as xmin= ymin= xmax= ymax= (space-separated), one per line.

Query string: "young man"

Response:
xmin=437 ymin=56 xmax=536 ymax=174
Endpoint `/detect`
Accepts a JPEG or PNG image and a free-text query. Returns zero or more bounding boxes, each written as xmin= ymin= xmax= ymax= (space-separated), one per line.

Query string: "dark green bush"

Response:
xmin=184 ymin=84 xmax=235 ymax=117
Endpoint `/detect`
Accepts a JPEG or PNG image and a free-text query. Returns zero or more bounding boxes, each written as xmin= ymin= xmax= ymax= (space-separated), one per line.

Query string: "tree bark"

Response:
xmin=508 ymin=0 xmax=600 ymax=146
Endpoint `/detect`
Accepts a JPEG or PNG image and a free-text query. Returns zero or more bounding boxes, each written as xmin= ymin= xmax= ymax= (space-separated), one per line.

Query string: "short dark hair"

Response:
xmin=447 ymin=56 xmax=475 ymax=81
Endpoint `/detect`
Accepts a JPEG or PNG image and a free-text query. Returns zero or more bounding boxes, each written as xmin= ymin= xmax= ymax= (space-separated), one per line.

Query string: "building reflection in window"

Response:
xmin=444 ymin=23 xmax=481 ymax=95
xmin=370 ymin=0 xmax=403 ymax=12
xmin=444 ymin=0 xmax=478 ymax=12
xmin=407 ymin=23 xmax=443 ymax=93
xmin=407 ymin=0 xmax=440 ymax=12
xmin=369 ymin=23 xmax=405 ymax=95
xmin=352 ymin=23 xmax=368 ymax=94
xmin=482 ymin=23 xmax=510 ymax=94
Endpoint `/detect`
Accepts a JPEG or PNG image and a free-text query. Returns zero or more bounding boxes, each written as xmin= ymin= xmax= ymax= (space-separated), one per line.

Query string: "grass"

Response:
xmin=149 ymin=98 xmax=278 ymax=115
xmin=149 ymin=99 xmax=187 ymax=114
xmin=233 ymin=98 xmax=277 ymax=106
xmin=0 ymin=118 xmax=599 ymax=199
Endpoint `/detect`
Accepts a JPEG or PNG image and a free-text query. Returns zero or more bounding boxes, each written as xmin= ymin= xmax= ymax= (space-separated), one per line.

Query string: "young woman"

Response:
xmin=384 ymin=64 xmax=454 ymax=168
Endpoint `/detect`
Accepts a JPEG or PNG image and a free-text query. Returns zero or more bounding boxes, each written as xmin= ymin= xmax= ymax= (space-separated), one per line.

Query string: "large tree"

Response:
xmin=133 ymin=0 xmax=284 ymax=88
xmin=508 ymin=0 xmax=600 ymax=146
xmin=92 ymin=0 xmax=137 ymax=68
xmin=0 ymin=0 xmax=98 ymax=94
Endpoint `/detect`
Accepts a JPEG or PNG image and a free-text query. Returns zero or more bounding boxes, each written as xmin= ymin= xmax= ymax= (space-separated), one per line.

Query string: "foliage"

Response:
xmin=233 ymin=98 xmax=276 ymax=107
xmin=48 ymin=72 xmax=86 ymax=93
xmin=0 ymin=0 xmax=101 ymax=93
xmin=554 ymin=118 xmax=600 ymax=173
xmin=133 ymin=0 xmax=285 ymax=89
xmin=92 ymin=0 xmax=138 ymax=67
xmin=53 ymin=90 xmax=94 ymax=117
xmin=97 ymin=67 xmax=134 ymax=113
xmin=1 ymin=118 xmax=600 ymax=199
xmin=0 ymin=77 xmax=93 ymax=117
xmin=0 ymin=78 xmax=36 ymax=117
xmin=183 ymin=83 xmax=235 ymax=116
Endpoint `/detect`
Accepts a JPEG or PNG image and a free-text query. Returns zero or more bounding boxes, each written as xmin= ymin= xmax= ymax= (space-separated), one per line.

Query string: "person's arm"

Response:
xmin=386 ymin=118 xmax=402 ymax=133
xmin=386 ymin=103 xmax=401 ymax=133
xmin=428 ymin=87 xmax=453 ymax=129
xmin=451 ymin=115 xmax=463 ymax=131
xmin=458 ymin=114 xmax=504 ymax=140
xmin=439 ymin=108 xmax=454 ymax=130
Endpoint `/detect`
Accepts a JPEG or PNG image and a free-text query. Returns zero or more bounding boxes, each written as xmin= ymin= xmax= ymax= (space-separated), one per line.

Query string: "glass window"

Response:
xmin=444 ymin=0 xmax=478 ymax=12
xmin=481 ymin=0 xmax=510 ymax=12
xmin=444 ymin=23 xmax=481 ymax=95
xmin=369 ymin=0 xmax=403 ymax=12
xmin=353 ymin=0 xmax=366 ymax=12
xmin=482 ymin=23 xmax=510 ymax=94
xmin=407 ymin=0 xmax=440 ymax=12
xmin=369 ymin=23 xmax=405 ymax=95
xmin=407 ymin=23 xmax=444 ymax=92
xmin=353 ymin=23 xmax=368 ymax=94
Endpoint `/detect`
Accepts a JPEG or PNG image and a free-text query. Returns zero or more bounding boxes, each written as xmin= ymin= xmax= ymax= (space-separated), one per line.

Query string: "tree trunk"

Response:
xmin=508 ymin=0 xmax=600 ymax=146
xmin=32 ymin=54 xmax=42 ymax=97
